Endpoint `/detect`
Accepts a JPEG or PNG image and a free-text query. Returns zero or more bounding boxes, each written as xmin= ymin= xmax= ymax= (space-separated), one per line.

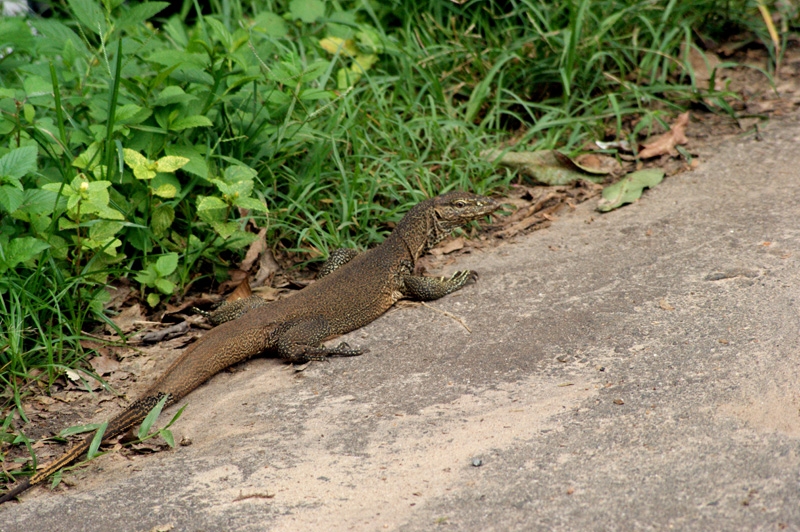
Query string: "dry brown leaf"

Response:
xmin=573 ymin=153 xmax=622 ymax=176
xmin=89 ymin=353 xmax=121 ymax=376
xmin=110 ymin=303 xmax=146 ymax=334
xmin=253 ymin=246 xmax=281 ymax=288
xmin=431 ymin=237 xmax=465 ymax=257
xmin=684 ymin=44 xmax=724 ymax=90
xmin=639 ymin=112 xmax=690 ymax=159
xmin=226 ymin=279 xmax=253 ymax=302
xmin=241 ymin=227 xmax=268 ymax=272
xmin=217 ymin=270 xmax=249 ymax=294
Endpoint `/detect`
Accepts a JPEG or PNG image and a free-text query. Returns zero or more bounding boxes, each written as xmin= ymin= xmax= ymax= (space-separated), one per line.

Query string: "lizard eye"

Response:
xmin=454 ymin=200 xmax=468 ymax=208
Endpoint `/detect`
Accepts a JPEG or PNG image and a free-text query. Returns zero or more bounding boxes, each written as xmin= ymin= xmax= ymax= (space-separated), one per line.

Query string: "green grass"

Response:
xmin=0 ymin=0 xmax=794 ymax=423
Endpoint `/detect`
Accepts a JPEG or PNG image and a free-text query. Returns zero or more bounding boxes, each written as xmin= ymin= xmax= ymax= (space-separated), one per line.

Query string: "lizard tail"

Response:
xmin=0 ymin=393 xmax=171 ymax=504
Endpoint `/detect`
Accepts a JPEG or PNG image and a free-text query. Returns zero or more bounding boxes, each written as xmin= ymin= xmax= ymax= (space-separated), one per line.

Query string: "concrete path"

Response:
xmin=2 ymin=117 xmax=799 ymax=532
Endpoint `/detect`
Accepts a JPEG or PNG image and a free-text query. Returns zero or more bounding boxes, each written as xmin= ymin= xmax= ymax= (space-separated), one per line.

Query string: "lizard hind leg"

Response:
xmin=271 ymin=317 xmax=364 ymax=363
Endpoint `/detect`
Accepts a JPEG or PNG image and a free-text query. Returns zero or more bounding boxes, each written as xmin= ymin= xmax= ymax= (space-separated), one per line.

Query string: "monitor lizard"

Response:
xmin=0 ymin=190 xmax=498 ymax=504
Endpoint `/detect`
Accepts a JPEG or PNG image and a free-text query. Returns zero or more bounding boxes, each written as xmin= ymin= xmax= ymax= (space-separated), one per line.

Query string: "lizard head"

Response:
xmin=432 ymin=191 xmax=499 ymax=233
xmin=422 ymin=191 xmax=499 ymax=250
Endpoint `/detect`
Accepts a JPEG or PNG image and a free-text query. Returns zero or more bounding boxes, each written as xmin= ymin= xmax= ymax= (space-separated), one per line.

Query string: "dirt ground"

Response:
xmin=1 ymin=36 xmax=800 ymax=532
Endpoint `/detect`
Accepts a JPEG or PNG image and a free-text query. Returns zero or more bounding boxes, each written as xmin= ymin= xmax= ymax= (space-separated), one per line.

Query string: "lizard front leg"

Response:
xmin=271 ymin=316 xmax=364 ymax=363
xmin=401 ymin=270 xmax=477 ymax=301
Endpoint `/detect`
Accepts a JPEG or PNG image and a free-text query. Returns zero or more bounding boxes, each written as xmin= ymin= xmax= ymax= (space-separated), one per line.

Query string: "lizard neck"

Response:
xmin=391 ymin=198 xmax=441 ymax=262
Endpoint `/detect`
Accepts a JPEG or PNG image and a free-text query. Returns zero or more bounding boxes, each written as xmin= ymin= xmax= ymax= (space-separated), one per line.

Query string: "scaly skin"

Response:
xmin=0 ymin=191 xmax=498 ymax=504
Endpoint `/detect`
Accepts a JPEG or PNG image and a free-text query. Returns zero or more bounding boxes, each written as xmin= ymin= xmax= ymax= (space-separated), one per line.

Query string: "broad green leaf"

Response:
xmin=32 ymin=19 xmax=88 ymax=56
xmin=267 ymin=61 xmax=301 ymax=84
xmin=146 ymin=293 xmax=161 ymax=307
xmin=170 ymin=115 xmax=213 ymax=131
xmin=210 ymin=220 xmax=238 ymax=239
xmin=205 ymin=17 xmax=232 ymax=50
xmin=165 ymin=145 xmax=208 ymax=179
xmin=1 ymin=236 xmax=50 ymax=268
xmin=151 ymin=204 xmax=175 ymax=236
xmin=72 ymin=142 xmax=102 ymax=170
xmin=356 ymin=27 xmax=384 ymax=54
xmin=0 ymin=186 xmax=24 ymax=213
xmin=92 ymin=204 xmax=125 ymax=220
xmin=134 ymin=166 xmax=157 ymax=180
xmin=118 ymin=1 xmax=168 ymax=30
xmin=234 ymin=196 xmax=268 ymax=212
xmin=154 ymin=278 xmax=175 ymax=294
xmin=88 ymin=220 xmax=123 ymax=241
xmin=115 ymin=104 xmax=142 ymax=122
xmin=154 ymin=86 xmax=197 ymax=107
xmin=151 ymin=172 xmax=181 ymax=197
xmin=0 ymin=145 xmax=37 ymax=183
xmin=86 ymin=421 xmax=108 ymax=459
xmin=123 ymin=149 xmax=157 ymax=180
xmin=135 ymin=268 xmax=157 ymax=285
xmin=223 ymin=165 xmax=257 ymax=183
xmin=147 ymin=50 xmax=210 ymax=68
xmin=253 ymin=12 xmax=288 ymax=38
xmin=197 ymin=196 xmax=228 ymax=211
xmin=67 ymin=0 xmax=107 ymax=35
xmin=123 ymin=149 xmax=150 ymax=169
xmin=22 ymin=76 xmax=52 ymax=102
xmin=115 ymin=105 xmax=151 ymax=125
xmin=267 ymin=90 xmax=292 ymax=105
xmin=597 ymin=169 xmax=665 ymax=212
xmin=23 ymin=104 xmax=35 ymax=123
xmin=289 ymin=0 xmax=325 ymax=23
xmin=152 ymin=184 xmax=177 ymax=198
xmin=154 ymin=155 xmax=189 ymax=172
xmin=300 ymin=60 xmax=330 ymax=83
xmin=218 ymin=179 xmax=253 ymax=199
xmin=172 ymin=67 xmax=215 ymax=86
xmin=155 ymin=253 xmax=178 ymax=276
xmin=0 ymin=18 xmax=35 ymax=51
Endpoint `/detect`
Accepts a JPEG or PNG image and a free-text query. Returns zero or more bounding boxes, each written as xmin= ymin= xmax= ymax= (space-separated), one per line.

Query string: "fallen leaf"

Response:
xmin=573 ymin=153 xmax=622 ymax=175
xmin=431 ymin=237 xmax=465 ymax=256
xmin=597 ymin=169 xmax=665 ymax=212
xmin=684 ymin=44 xmax=724 ymax=90
xmin=483 ymin=149 xmax=604 ymax=185
xmin=638 ymin=112 xmax=690 ymax=159
xmin=110 ymin=303 xmax=146 ymax=334
xmin=89 ymin=354 xmax=121 ymax=376
xmin=241 ymin=227 xmax=268 ymax=272
xmin=613 ymin=399 xmax=625 ymax=405
xmin=659 ymin=299 xmax=675 ymax=311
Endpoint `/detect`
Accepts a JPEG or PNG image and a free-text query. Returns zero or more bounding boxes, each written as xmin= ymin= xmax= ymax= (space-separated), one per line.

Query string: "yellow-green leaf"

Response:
xmin=154 ymin=156 xmax=189 ymax=173
xmin=133 ymin=165 xmax=157 ymax=180
xmin=152 ymin=183 xmax=178 ymax=198
xmin=123 ymin=148 xmax=149 ymax=168
xmin=319 ymin=37 xmax=358 ymax=57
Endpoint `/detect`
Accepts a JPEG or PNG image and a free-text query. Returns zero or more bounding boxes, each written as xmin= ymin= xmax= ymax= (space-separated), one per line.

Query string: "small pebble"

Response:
xmin=472 ymin=458 xmax=483 ymax=467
